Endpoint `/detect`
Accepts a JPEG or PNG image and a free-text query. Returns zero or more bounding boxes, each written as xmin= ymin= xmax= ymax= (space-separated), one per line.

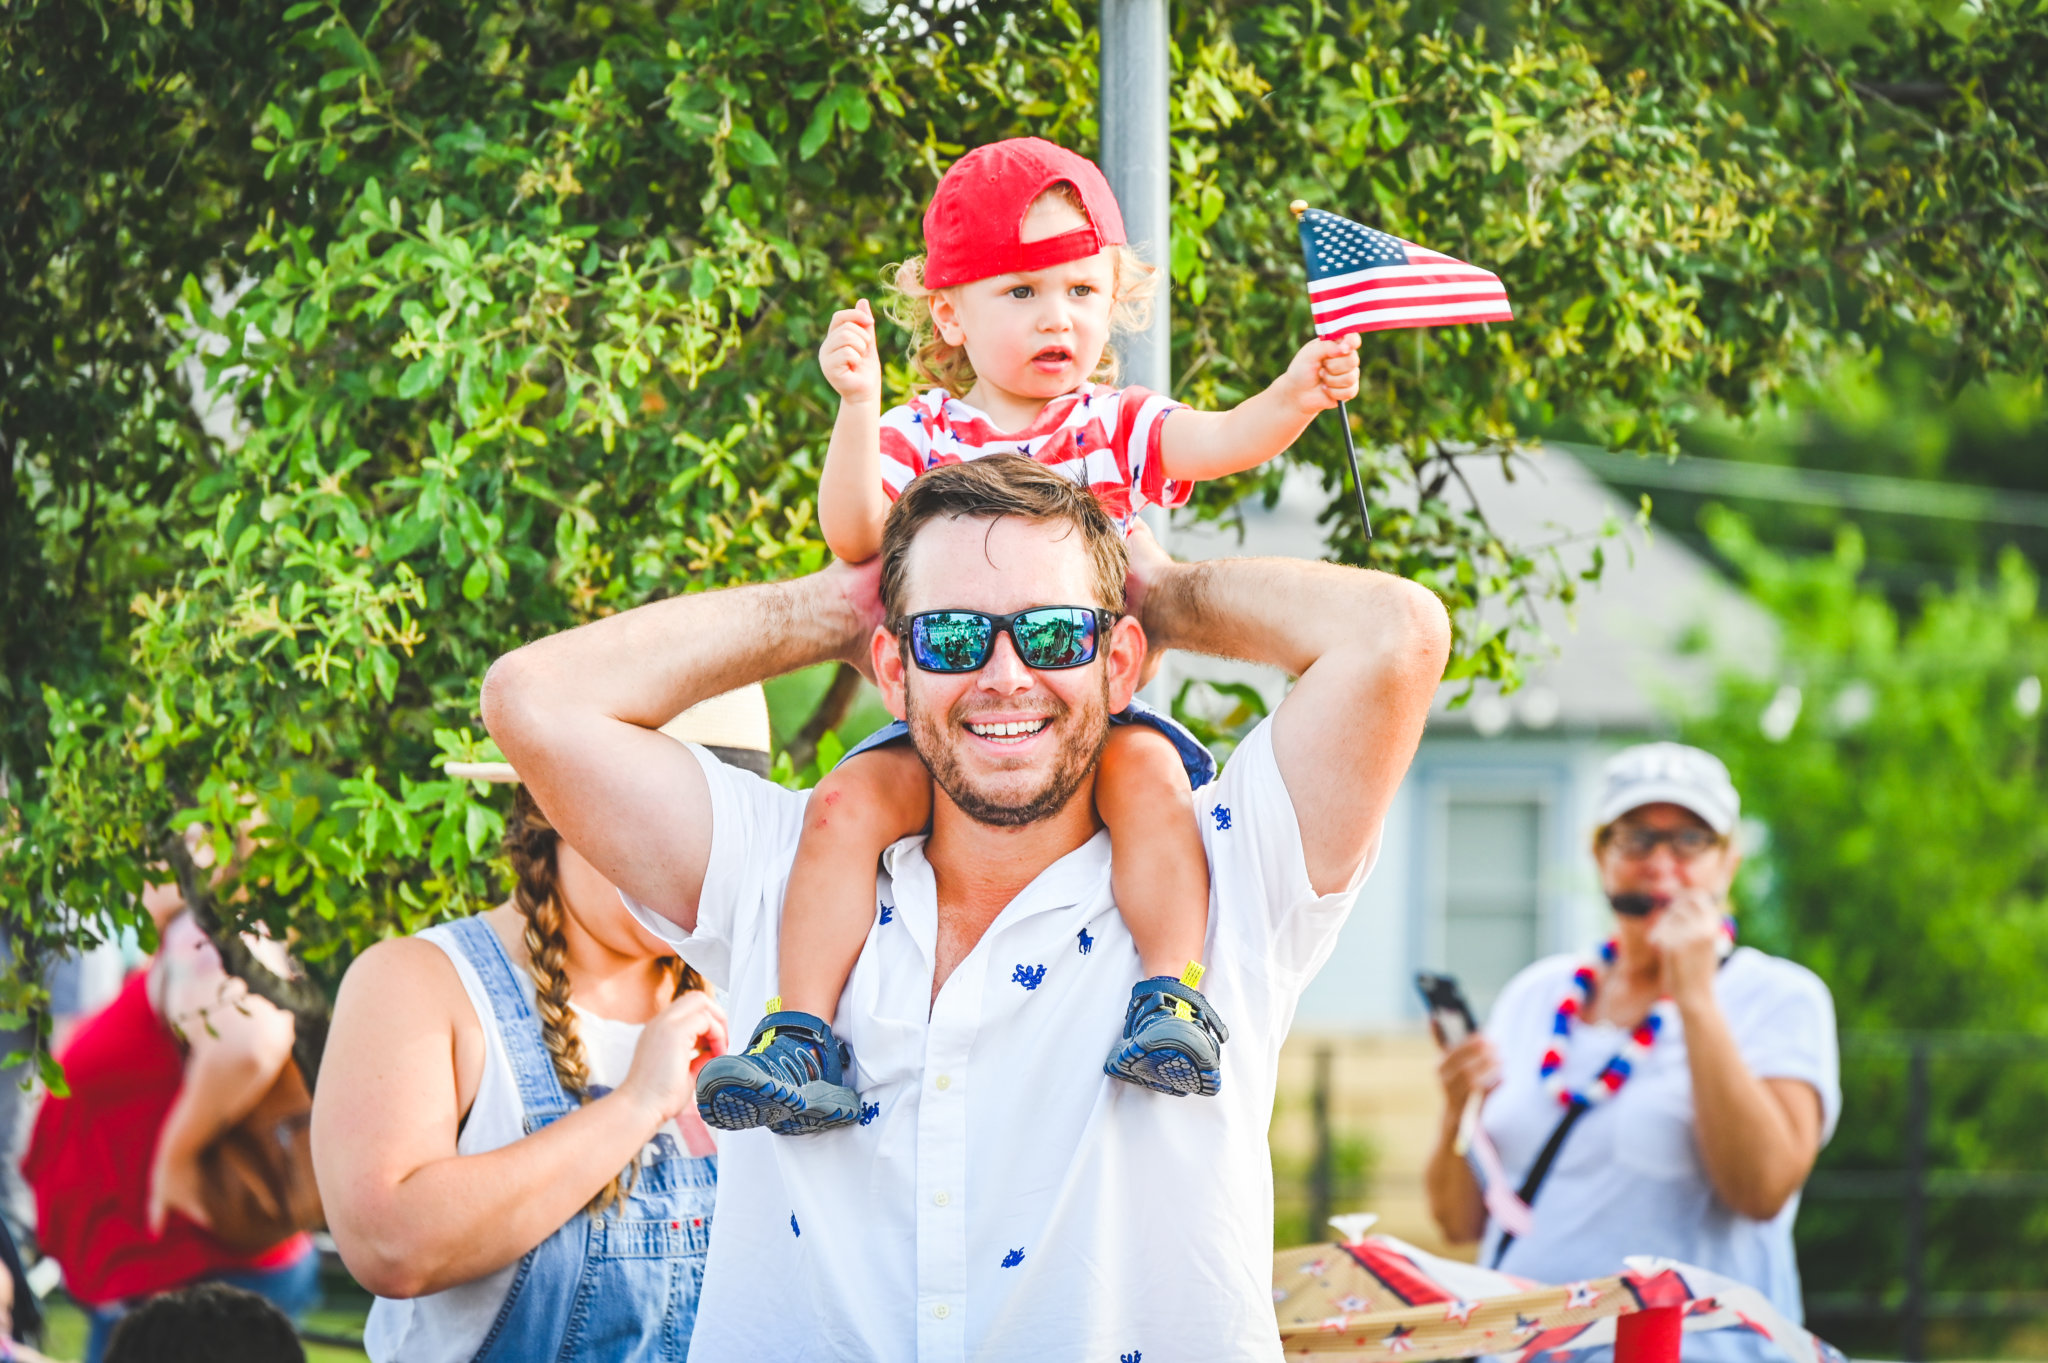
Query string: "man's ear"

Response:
xmin=928 ymin=289 xmax=965 ymax=347
xmin=872 ymin=625 xmax=909 ymax=721
xmin=1104 ymin=614 xmax=1148 ymax=714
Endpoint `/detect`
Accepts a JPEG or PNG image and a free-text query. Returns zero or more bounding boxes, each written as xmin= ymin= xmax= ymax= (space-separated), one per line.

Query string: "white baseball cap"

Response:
xmin=1594 ymin=741 xmax=1740 ymax=835
xmin=445 ymin=683 xmax=772 ymax=784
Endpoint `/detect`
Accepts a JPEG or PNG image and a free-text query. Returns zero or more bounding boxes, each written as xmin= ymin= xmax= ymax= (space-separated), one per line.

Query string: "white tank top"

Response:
xmin=363 ymin=920 xmax=714 ymax=1363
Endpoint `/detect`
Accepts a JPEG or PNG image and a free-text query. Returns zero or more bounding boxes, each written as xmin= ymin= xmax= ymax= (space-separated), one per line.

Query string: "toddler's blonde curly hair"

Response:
xmin=883 ymin=185 xmax=1160 ymax=399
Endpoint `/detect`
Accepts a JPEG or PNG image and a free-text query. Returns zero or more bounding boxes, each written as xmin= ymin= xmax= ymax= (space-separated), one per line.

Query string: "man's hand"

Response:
xmin=1649 ymin=888 xmax=1727 ymax=1009
xmin=1119 ymin=518 xmax=1174 ymax=637
xmin=820 ymin=299 xmax=882 ymax=406
xmin=1275 ymin=333 xmax=1361 ymax=415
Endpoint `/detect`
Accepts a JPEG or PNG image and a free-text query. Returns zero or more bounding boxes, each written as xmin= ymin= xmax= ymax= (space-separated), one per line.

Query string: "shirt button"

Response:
xmin=935 ymin=1074 xmax=951 ymax=1090
xmin=934 ymin=1190 xmax=950 ymax=1207
xmin=933 ymin=1303 xmax=951 ymax=1320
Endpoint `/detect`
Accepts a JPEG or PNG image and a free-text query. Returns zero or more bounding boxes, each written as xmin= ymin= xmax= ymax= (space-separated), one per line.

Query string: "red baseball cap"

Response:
xmin=920 ymin=138 xmax=1128 ymax=289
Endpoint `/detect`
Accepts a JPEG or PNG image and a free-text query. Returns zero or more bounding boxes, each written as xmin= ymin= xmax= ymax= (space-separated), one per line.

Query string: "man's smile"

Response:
xmin=965 ymin=715 xmax=1051 ymax=745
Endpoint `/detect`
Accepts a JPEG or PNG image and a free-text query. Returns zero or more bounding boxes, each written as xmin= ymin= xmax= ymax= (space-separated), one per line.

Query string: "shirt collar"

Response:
xmin=882 ymin=827 xmax=1113 ymax=956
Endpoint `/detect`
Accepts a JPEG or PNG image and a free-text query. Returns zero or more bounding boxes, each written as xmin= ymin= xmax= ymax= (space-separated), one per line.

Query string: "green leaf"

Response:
xmin=461 ymin=557 xmax=490 ymax=601
xmin=728 ymin=126 xmax=777 ymax=167
xmin=397 ymin=355 xmax=444 ymax=399
xmin=798 ymin=98 xmax=836 ymax=161
xmin=367 ymin=647 xmax=399 ymax=703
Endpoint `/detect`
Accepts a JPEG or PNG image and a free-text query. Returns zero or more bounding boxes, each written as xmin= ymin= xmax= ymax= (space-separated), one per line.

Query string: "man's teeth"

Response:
xmin=968 ymin=718 xmax=1048 ymax=740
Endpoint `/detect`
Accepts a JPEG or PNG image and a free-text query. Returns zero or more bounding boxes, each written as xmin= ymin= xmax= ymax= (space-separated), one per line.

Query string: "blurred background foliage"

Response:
xmin=1683 ymin=509 xmax=2048 ymax=1354
xmin=2 ymin=0 xmax=2045 ymax=1089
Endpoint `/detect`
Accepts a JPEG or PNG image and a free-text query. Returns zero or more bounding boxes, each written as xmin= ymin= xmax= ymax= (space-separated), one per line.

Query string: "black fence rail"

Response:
xmin=1800 ymin=1032 xmax=2048 ymax=1362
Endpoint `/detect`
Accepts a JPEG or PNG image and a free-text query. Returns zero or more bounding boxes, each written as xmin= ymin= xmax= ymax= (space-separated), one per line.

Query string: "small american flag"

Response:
xmin=1296 ymin=207 xmax=1512 ymax=336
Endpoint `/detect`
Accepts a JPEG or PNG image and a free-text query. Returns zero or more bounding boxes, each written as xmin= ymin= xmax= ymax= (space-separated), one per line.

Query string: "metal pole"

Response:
xmin=1309 ymin=1043 xmax=1334 ymax=1240
xmin=1100 ymin=0 xmax=1175 ymax=704
xmin=1901 ymin=1042 xmax=1929 ymax=1362
xmin=1099 ymin=0 xmax=1170 ymax=398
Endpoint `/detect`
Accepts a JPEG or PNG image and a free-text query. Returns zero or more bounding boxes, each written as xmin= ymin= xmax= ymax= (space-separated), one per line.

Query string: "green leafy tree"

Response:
xmin=4 ymin=0 xmax=2046 ymax=1085
xmin=1683 ymin=507 xmax=2048 ymax=1353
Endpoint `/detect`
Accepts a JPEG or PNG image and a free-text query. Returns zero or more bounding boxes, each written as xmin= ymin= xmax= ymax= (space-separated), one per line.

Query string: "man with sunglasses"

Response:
xmin=482 ymin=454 xmax=1449 ymax=1361
xmin=1425 ymin=742 xmax=1839 ymax=1362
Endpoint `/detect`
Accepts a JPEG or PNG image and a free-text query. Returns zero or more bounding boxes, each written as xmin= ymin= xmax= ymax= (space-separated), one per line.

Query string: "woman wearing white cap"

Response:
xmin=310 ymin=691 xmax=765 ymax=1361
xmin=1425 ymin=742 xmax=1839 ymax=1359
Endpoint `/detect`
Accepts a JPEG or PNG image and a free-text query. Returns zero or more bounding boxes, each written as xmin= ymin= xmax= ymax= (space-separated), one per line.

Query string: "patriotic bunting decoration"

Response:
xmin=1296 ymin=207 xmax=1513 ymax=339
xmin=1274 ymin=1235 xmax=1848 ymax=1362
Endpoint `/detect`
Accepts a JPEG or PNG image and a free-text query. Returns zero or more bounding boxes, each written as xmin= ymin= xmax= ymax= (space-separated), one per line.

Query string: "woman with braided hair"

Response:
xmin=312 ymin=691 xmax=767 ymax=1362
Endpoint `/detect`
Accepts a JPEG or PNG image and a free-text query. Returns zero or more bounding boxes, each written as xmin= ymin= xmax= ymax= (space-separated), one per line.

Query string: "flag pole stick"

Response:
xmin=1335 ymin=397 xmax=1374 ymax=541
xmin=1292 ymin=199 xmax=1373 ymax=543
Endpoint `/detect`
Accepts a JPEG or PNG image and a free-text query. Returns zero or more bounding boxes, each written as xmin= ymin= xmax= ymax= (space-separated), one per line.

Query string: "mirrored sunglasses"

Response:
xmin=899 ymin=608 xmax=1110 ymax=674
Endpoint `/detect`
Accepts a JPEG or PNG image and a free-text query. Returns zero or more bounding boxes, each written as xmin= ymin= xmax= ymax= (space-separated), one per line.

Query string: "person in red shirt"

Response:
xmin=25 ymin=867 xmax=318 ymax=1363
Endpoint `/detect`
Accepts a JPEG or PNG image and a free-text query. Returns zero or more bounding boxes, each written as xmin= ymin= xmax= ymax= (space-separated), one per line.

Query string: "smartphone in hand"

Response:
xmin=1414 ymin=971 xmax=1478 ymax=1049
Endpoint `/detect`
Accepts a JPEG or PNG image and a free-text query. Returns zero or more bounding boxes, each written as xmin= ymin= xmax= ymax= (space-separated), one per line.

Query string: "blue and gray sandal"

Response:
xmin=695 ymin=1007 xmax=861 ymax=1135
xmin=1104 ymin=975 xmax=1230 ymax=1097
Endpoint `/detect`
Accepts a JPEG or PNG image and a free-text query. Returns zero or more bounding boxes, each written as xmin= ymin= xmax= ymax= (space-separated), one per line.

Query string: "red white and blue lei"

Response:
xmin=1538 ymin=921 xmax=1736 ymax=1110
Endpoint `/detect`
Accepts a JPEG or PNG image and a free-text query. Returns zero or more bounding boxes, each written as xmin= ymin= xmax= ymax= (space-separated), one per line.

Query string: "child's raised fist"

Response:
xmin=820 ymin=298 xmax=882 ymax=406
xmin=1279 ymin=332 xmax=1361 ymax=414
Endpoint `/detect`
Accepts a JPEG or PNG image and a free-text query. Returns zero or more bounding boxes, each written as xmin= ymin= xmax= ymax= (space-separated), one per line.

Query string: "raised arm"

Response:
xmin=1129 ymin=529 xmax=1448 ymax=894
xmin=481 ymin=557 xmax=883 ymax=931
xmin=1157 ymin=333 xmax=1359 ymax=483
xmin=815 ymin=300 xmax=891 ymax=562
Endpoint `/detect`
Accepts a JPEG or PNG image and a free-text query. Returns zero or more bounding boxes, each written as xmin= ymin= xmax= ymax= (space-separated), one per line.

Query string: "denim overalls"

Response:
xmin=446 ymin=916 xmax=718 ymax=1362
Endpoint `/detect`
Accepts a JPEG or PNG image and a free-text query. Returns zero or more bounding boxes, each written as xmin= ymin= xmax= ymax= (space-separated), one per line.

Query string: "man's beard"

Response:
xmin=906 ymin=677 xmax=1111 ymax=828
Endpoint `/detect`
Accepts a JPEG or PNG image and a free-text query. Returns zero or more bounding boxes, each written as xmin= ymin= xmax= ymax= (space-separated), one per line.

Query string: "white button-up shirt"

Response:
xmin=626 ymin=720 xmax=1371 ymax=1362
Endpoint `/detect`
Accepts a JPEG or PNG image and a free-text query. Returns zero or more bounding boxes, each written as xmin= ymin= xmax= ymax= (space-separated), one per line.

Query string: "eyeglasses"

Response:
xmin=897 ymin=608 xmax=1111 ymax=674
xmin=1605 ymin=825 xmax=1726 ymax=861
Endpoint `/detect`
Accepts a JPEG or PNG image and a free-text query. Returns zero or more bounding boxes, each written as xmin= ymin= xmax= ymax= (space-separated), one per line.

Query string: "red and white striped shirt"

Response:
xmin=879 ymin=384 xmax=1190 ymax=533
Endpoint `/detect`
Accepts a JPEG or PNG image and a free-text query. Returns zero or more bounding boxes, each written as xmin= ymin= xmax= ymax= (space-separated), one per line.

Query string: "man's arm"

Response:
xmin=481 ymin=558 xmax=884 ymax=930
xmin=1128 ymin=531 xmax=1449 ymax=895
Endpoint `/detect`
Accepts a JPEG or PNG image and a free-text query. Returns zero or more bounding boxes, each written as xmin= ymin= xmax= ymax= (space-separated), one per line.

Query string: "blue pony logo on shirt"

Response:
xmin=1211 ymin=805 xmax=1233 ymax=831
xmin=1077 ymin=928 xmax=1094 ymax=955
xmin=1122 ymin=1352 xmax=1142 ymax=1363
xmin=790 ymin=1213 xmax=800 ymax=1238
xmin=859 ymin=1101 xmax=879 ymax=1126
xmin=1000 ymin=1248 xmax=1024 ymax=1268
xmin=878 ymin=901 xmax=894 ymax=925
xmin=1011 ymin=963 xmax=1046 ymax=991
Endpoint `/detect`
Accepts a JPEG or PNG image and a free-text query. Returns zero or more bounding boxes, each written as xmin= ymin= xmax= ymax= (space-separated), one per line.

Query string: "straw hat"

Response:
xmin=444 ymin=683 xmax=773 ymax=783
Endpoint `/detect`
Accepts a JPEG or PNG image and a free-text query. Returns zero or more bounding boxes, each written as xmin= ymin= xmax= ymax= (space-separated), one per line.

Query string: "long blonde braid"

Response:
xmin=505 ymin=786 xmax=704 ymax=1218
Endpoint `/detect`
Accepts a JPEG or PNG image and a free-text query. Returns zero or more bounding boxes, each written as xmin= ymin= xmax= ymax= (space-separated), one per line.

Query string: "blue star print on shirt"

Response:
xmin=1077 ymin=928 xmax=1094 ymax=955
xmin=1211 ymin=804 xmax=1233 ymax=831
xmin=1000 ymin=1248 xmax=1025 ymax=1268
xmin=878 ymin=901 xmax=894 ymax=925
xmin=1011 ymin=963 xmax=1046 ymax=991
